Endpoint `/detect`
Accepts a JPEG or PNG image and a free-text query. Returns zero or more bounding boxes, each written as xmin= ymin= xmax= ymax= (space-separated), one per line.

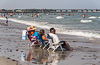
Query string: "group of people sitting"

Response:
xmin=27 ymin=25 xmax=73 ymax=51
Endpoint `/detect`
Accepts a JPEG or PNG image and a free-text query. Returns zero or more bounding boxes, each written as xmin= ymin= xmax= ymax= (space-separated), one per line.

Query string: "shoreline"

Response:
xmin=0 ymin=19 xmax=100 ymax=65
xmin=0 ymin=17 xmax=100 ymax=39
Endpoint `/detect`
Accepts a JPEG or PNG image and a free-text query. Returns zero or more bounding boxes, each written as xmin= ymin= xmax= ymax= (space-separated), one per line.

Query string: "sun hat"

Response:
xmin=27 ymin=26 xmax=37 ymax=31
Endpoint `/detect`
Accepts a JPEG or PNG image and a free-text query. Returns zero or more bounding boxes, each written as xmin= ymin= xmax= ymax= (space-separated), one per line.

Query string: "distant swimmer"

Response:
xmin=40 ymin=15 xmax=42 ymax=18
xmin=10 ymin=13 xmax=13 ymax=17
xmin=73 ymin=14 xmax=76 ymax=16
xmin=54 ymin=13 xmax=57 ymax=15
xmin=1 ymin=15 xmax=3 ymax=17
xmin=60 ymin=13 xmax=64 ymax=15
xmin=31 ymin=16 xmax=33 ymax=19
xmin=67 ymin=14 xmax=70 ymax=16
xmin=3 ymin=13 xmax=5 ymax=17
xmin=83 ymin=14 xmax=86 ymax=18
xmin=26 ymin=15 xmax=29 ymax=18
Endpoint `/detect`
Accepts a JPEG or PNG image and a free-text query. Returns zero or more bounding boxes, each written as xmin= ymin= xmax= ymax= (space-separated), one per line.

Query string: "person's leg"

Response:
xmin=64 ymin=41 xmax=72 ymax=51
xmin=6 ymin=22 xmax=8 ymax=26
xmin=7 ymin=22 xmax=8 ymax=26
xmin=60 ymin=41 xmax=72 ymax=51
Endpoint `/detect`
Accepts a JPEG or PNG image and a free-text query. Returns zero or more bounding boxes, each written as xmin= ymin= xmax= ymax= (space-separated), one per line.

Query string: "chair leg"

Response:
xmin=47 ymin=47 xmax=50 ymax=50
xmin=52 ymin=45 xmax=59 ymax=52
xmin=60 ymin=45 xmax=63 ymax=51
xmin=53 ymin=48 xmax=56 ymax=52
xmin=40 ymin=45 xmax=42 ymax=47
xmin=43 ymin=45 xmax=46 ymax=49
xmin=43 ymin=44 xmax=49 ymax=49
xmin=53 ymin=50 xmax=55 ymax=52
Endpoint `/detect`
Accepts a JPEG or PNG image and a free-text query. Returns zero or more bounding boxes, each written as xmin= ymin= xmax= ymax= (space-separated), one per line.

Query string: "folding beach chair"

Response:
xmin=43 ymin=41 xmax=49 ymax=49
xmin=30 ymin=38 xmax=42 ymax=47
xmin=47 ymin=39 xmax=64 ymax=52
xmin=43 ymin=34 xmax=53 ymax=49
xmin=27 ymin=32 xmax=42 ymax=47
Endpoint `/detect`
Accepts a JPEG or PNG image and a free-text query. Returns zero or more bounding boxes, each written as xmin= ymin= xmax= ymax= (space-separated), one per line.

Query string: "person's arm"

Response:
xmin=42 ymin=35 xmax=48 ymax=41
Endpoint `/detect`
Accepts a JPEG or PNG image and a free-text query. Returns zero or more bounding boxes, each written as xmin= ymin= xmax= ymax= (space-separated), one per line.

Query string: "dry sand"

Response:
xmin=0 ymin=19 xmax=100 ymax=65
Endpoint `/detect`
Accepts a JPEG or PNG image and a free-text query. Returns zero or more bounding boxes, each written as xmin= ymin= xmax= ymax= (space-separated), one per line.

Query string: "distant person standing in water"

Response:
xmin=6 ymin=17 xmax=8 ymax=26
xmin=83 ymin=14 xmax=86 ymax=18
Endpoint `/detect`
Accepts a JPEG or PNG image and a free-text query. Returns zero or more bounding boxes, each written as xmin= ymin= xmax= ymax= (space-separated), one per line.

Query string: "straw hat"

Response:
xmin=27 ymin=26 xmax=37 ymax=31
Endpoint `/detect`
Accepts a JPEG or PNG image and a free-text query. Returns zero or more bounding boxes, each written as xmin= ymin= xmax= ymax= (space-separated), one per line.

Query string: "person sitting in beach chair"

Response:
xmin=27 ymin=26 xmax=42 ymax=46
xmin=39 ymin=29 xmax=64 ymax=51
xmin=39 ymin=29 xmax=50 ymax=48
xmin=39 ymin=29 xmax=71 ymax=51
xmin=48 ymin=28 xmax=73 ymax=51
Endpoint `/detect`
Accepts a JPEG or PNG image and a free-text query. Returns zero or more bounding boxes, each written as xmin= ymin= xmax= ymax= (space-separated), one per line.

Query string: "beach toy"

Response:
xmin=22 ymin=30 xmax=27 ymax=40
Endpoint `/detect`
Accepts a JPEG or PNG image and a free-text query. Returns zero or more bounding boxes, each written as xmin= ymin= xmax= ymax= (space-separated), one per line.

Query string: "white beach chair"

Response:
xmin=47 ymin=39 xmax=64 ymax=52
xmin=29 ymin=39 xmax=42 ymax=47
xmin=43 ymin=41 xmax=49 ymax=49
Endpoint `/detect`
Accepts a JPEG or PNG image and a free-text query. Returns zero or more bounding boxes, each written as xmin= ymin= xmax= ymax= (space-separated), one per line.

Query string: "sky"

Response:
xmin=0 ymin=0 xmax=100 ymax=9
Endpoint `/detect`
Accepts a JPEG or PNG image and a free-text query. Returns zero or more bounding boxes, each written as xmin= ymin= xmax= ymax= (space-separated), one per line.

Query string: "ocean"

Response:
xmin=0 ymin=13 xmax=100 ymax=39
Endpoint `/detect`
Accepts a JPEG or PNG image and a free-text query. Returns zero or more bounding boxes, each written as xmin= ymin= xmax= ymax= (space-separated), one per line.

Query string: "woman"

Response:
xmin=27 ymin=26 xmax=42 ymax=45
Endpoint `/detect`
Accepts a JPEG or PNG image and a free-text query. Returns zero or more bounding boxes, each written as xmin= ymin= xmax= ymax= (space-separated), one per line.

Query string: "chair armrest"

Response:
xmin=52 ymin=42 xmax=63 ymax=45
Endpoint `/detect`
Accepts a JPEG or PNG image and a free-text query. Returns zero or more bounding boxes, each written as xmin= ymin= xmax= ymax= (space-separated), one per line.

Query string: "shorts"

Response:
xmin=6 ymin=21 xmax=8 ymax=23
xmin=59 ymin=41 xmax=66 ymax=47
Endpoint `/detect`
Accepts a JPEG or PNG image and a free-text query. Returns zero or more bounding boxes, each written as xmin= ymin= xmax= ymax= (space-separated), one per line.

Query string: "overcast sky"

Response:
xmin=0 ymin=0 xmax=100 ymax=9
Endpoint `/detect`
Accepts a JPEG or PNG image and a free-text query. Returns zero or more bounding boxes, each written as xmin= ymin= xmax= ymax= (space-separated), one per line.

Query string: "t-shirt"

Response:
xmin=6 ymin=19 xmax=8 ymax=22
xmin=49 ymin=33 xmax=60 ymax=43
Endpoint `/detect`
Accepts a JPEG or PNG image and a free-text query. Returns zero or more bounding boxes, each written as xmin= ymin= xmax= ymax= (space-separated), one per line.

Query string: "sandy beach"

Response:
xmin=0 ymin=19 xmax=100 ymax=65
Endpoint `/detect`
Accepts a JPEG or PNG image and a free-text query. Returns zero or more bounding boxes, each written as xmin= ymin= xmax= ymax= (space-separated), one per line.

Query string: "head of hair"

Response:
xmin=50 ymin=28 xmax=55 ymax=33
xmin=39 ymin=29 xmax=45 ymax=36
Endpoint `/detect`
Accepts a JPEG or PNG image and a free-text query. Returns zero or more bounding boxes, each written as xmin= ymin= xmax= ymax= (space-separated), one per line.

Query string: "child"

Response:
xmin=6 ymin=17 xmax=8 ymax=26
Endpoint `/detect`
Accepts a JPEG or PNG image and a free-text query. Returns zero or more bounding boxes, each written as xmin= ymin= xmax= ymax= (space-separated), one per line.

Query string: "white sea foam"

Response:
xmin=88 ymin=16 xmax=97 ymax=19
xmin=18 ymin=16 xmax=21 ymax=18
xmin=98 ymin=17 xmax=100 ymax=18
xmin=0 ymin=17 xmax=51 ymax=29
xmin=80 ymin=20 xmax=92 ymax=23
xmin=58 ymin=30 xmax=100 ymax=38
xmin=0 ymin=17 xmax=100 ymax=39
xmin=56 ymin=16 xmax=64 ymax=19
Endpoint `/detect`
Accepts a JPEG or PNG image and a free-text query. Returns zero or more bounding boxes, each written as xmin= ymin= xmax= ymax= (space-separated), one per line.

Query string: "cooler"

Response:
xmin=22 ymin=30 xmax=27 ymax=40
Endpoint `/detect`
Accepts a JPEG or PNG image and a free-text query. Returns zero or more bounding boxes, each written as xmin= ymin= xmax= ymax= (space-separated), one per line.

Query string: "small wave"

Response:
xmin=18 ymin=16 xmax=21 ymax=18
xmin=0 ymin=17 xmax=51 ymax=29
xmin=58 ymin=30 xmax=100 ymax=38
xmin=98 ymin=17 xmax=100 ymax=18
xmin=56 ymin=16 xmax=64 ymax=19
xmin=80 ymin=20 xmax=92 ymax=23
xmin=88 ymin=16 xmax=97 ymax=19
xmin=0 ymin=17 xmax=100 ymax=39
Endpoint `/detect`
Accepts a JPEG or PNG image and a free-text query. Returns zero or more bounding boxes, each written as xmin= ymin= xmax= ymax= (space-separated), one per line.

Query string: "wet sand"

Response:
xmin=0 ymin=19 xmax=100 ymax=65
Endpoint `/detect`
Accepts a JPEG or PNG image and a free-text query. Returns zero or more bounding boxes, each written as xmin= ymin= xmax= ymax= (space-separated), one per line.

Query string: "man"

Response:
xmin=49 ymin=28 xmax=72 ymax=51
